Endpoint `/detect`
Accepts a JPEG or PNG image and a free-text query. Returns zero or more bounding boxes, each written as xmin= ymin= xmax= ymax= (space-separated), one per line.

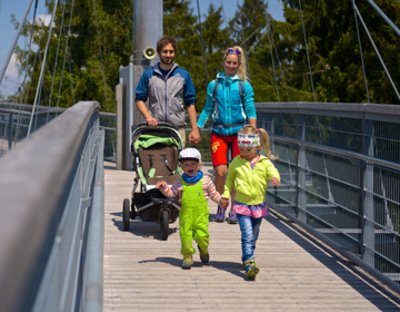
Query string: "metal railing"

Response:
xmin=0 ymin=101 xmax=104 ymax=312
xmin=256 ymin=102 xmax=400 ymax=292
xmin=0 ymin=102 xmax=116 ymax=162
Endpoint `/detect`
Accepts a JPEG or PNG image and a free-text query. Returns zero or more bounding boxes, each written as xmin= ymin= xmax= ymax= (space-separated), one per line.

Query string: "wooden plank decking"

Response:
xmin=103 ymin=165 xmax=400 ymax=311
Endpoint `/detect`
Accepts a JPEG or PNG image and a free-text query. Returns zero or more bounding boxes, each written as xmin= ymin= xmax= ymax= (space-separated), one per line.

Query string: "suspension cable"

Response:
xmin=56 ymin=0 xmax=76 ymax=107
xmin=196 ymin=0 xmax=208 ymax=86
xmin=13 ymin=0 xmax=40 ymax=144
xmin=266 ymin=18 xmax=280 ymax=101
xmin=0 ymin=0 xmax=35 ymax=84
xmin=47 ymin=2 xmax=66 ymax=112
xmin=91 ymin=0 xmax=109 ymax=103
xmin=352 ymin=0 xmax=370 ymax=103
xmin=298 ymin=0 xmax=316 ymax=101
xmin=352 ymin=1 xmax=400 ymax=102
xmin=27 ymin=0 xmax=60 ymax=137
xmin=21 ymin=0 xmax=40 ymax=99
xmin=366 ymin=0 xmax=400 ymax=37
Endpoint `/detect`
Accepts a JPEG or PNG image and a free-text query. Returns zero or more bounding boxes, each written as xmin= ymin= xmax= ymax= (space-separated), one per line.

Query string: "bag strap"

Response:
xmin=211 ymin=79 xmax=246 ymax=127
xmin=212 ymin=79 xmax=245 ymax=108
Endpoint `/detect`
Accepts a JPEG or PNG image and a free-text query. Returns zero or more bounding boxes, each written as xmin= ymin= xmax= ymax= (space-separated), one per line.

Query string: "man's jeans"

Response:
xmin=237 ymin=214 xmax=262 ymax=263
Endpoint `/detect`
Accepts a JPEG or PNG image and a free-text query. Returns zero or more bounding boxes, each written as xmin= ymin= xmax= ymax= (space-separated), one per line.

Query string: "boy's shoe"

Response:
xmin=198 ymin=245 xmax=209 ymax=264
xmin=244 ymin=259 xmax=260 ymax=280
xmin=181 ymin=255 xmax=193 ymax=270
xmin=215 ymin=206 xmax=226 ymax=223
xmin=227 ymin=211 xmax=238 ymax=224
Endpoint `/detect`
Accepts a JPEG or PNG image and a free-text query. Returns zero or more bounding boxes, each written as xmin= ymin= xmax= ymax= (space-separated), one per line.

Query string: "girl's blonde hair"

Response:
xmin=223 ymin=46 xmax=249 ymax=81
xmin=239 ymin=125 xmax=278 ymax=160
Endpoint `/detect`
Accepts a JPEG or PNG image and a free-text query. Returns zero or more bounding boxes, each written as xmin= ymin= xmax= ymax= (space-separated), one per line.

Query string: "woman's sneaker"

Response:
xmin=215 ymin=206 xmax=226 ymax=223
xmin=244 ymin=259 xmax=260 ymax=280
xmin=227 ymin=211 xmax=238 ymax=224
xmin=181 ymin=255 xmax=193 ymax=270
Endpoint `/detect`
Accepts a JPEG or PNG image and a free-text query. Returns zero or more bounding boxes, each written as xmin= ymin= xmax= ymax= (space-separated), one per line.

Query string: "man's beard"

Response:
xmin=160 ymin=57 xmax=173 ymax=66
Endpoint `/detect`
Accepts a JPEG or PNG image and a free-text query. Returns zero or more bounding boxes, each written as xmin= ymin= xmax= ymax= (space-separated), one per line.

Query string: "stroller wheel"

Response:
xmin=160 ymin=209 xmax=169 ymax=240
xmin=122 ymin=198 xmax=130 ymax=231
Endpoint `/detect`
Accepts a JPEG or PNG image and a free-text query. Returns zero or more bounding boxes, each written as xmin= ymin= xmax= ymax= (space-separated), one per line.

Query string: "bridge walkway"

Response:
xmin=103 ymin=164 xmax=400 ymax=311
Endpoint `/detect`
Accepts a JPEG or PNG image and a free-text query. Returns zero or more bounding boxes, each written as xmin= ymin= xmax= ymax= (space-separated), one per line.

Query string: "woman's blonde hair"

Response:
xmin=223 ymin=46 xmax=249 ymax=81
xmin=239 ymin=125 xmax=278 ymax=160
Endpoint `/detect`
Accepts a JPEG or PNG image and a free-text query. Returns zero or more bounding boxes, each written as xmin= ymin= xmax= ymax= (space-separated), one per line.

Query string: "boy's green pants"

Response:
xmin=180 ymin=179 xmax=209 ymax=255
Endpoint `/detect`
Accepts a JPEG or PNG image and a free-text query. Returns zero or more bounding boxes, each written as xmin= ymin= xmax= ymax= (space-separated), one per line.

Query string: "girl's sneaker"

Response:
xmin=244 ymin=259 xmax=260 ymax=280
xmin=181 ymin=255 xmax=193 ymax=270
xmin=215 ymin=206 xmax=226 ymax=223
xmin=227 ymin=211 xmax=238 ymax=224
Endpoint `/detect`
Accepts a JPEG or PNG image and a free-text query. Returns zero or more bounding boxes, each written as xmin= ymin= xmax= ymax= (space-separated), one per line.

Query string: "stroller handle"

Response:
xmin=133 ymin=121 xmax=179 ymax=130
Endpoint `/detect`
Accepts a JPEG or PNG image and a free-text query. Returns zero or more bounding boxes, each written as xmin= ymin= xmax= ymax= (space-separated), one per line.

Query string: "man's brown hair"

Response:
xmin=156 ymin=36 xmax=177 ymax=54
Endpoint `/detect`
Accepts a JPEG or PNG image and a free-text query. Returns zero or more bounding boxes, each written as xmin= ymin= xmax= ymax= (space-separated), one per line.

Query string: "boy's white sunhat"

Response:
xmin=178 ymin=148 xmax=201 ymax=162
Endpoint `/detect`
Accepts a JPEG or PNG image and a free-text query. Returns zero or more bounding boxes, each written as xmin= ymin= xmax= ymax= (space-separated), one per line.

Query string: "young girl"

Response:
xmin=157 ymin=148 xmax=228 ymax=269
xmin=197 ymin=46 xmax=257 ymax=224
xmin=221 ymin=125 xmax=280 ymax=280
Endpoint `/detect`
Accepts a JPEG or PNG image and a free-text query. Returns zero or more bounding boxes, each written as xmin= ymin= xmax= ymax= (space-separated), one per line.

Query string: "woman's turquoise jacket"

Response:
xmin=197 ymin=72 xmax=256 ymax=136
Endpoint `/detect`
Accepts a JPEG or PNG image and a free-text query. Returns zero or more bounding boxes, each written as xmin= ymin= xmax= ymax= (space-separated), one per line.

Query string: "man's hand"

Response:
xmin=146 ymin=117 xmax=158 ymax=126
xmin=188 ymin=127 xmax=201 ymax=144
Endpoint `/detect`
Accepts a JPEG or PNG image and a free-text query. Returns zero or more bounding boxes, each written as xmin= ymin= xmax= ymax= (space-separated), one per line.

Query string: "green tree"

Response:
xmin=16 ymin=0 xmax=132 ymax=112
xmin=13 ymin=0 xmax=400 ymax=111
xmin=279 ymin=0 xmax=400 ymax=104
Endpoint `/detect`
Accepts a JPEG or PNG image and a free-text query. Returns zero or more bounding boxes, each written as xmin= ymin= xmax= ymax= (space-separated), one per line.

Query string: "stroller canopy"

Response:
xmin=133 ymin=134 xmax=181 ymax=152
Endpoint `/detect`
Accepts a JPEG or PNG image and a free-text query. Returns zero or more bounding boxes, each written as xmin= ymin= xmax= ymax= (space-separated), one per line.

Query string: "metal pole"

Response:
xmin=133 ymin=0 xmax=163 ymax=66
xmin=116 ymin=0 xmax=162 ymax=169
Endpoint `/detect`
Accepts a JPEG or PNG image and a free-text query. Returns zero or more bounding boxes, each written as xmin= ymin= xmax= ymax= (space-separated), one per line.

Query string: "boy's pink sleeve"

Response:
xmin=161 ymin=179 xmax=181 ymax=197
xmin=204 ymin=175 xmax=221 ymax=204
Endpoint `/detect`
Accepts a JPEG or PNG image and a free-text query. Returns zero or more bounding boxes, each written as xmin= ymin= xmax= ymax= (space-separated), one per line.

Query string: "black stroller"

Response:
xmin=122 ymin=123 xmax=182 ymax=240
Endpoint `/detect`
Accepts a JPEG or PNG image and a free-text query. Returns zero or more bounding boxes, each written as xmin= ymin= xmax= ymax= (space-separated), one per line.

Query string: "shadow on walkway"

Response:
xmin=266 ymin=212 xmax=400 ymax=311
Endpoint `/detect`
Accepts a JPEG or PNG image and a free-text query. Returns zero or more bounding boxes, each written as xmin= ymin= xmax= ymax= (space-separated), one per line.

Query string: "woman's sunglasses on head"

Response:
xmin=226 ymin=48 xmax=241 ymax=55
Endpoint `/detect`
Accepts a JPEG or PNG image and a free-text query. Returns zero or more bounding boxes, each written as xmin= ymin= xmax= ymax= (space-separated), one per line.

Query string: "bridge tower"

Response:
xmin=116 ymin=0 xmax=163 ymax=170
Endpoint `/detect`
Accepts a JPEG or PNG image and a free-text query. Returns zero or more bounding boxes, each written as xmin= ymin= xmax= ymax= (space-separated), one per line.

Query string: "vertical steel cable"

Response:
xmin=0 ymin=0 xmax=35 ymax=84
xmin=56 ymin=0 xmax=76 ymax=107
xmin=13 ymin=0 xmax=40 ymax=144
xmin=27 ymin=0 xmax=59 ymax=137
xmin=196 ymin=0 xmax=208 ymax=86
xmin=91 ymin=0 xmax=109 ymax=103
xmin=298 ymin=0 xmax=316 ymax=101
xmin=352 ymin=0 xmax=370 ymax=103
xmin=266 ymin=19 xmax=280 ymax=101
xmin=47 ymin=2 xmax=66 ymax=112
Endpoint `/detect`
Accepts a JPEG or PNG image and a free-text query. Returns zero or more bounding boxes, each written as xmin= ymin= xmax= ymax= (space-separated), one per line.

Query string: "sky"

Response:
xmin=0 ymin=0 xmax=49 ymax=97
xmin=0 ymin=0 xmax=284 ymax=97
xmin=191 ymin=0 xmax=284 ymax=23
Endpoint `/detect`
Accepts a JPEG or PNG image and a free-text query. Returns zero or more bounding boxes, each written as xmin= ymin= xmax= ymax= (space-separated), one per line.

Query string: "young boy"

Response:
xmin=157 ymin=148 xmax=228 ymax=269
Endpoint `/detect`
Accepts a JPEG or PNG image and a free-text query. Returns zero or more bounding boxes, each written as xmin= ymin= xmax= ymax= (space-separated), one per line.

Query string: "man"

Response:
xmin=135 ymin=36 xmax=201 ymax=146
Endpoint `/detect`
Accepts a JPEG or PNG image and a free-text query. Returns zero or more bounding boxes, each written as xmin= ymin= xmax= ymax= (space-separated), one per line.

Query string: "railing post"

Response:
xmin=7 ymin=112 xmax=13 ymax=150
xmin=117 ymin=63 xmax=135 ymax=170
xmin=296 ymin=114 xmax=307 ymax=222
xmin=361 ymin=118 xmax=375 ymax=266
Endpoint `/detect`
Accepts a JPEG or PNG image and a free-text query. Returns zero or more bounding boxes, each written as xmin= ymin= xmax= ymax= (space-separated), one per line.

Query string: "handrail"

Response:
xmin=0 ymin=101 xmax=103 ymax=312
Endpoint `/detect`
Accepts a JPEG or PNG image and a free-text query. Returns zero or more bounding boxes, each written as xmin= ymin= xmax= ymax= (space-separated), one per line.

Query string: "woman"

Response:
xmin=197 ymin=46 xmax=257 ymax=224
